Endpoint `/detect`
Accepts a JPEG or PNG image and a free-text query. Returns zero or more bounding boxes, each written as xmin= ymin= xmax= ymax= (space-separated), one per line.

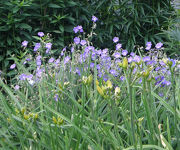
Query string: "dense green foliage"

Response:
xmin=0 ymin=0 xmax=177 ymax=76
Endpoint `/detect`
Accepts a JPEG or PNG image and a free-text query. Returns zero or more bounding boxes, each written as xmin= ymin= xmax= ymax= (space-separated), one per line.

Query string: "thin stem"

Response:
xmin=125 ymin=70 xmax=137 ymax=149
xmin=170 ymin=67 xmax=179 ymax=148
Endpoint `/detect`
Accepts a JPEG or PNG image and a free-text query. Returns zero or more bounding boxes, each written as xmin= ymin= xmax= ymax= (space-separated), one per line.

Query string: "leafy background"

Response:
xmin=0 ymin=0 xmax=178 ymax=78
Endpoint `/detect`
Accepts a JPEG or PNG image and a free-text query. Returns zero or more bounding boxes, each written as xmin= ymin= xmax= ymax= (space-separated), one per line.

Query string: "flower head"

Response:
xmin=46 ymin=43 xmax=52 ymax=49
xmin=74 ymin=37 xmax=80 ymax=45
xmin=80 ymin=40 xmax=87 ymax=46
xmin=10 ymin=64 xmax=16 ymax=69
xmin=38 ymin=32 xmax=44 ymax=37
xmin=14 ymin=85 xmax=20 ymax=90
xmin=122 ymin=50 xmax=128 ymax=56
xmin=22 ymin=41 xmax=28 ymax=47
xmin=113 ymin=37 xmax=119 ymax=43
xmin=155 ymin=42 xmax=163 ymax=49
xmin=48 ymin=57 xmax=55 ymax=63
xmin=145 ymin=42 xmax=152 ymax=50
xmin=34 ymin=43 xmax=41 ymax=52
xmin=92 ymin=16 xmax=98 ymax=22
xmin=116 ymin=43 xmax=122 ymax=50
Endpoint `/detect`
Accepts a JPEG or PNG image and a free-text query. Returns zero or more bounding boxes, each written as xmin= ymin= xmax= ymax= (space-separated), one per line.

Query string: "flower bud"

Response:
xmin=122 ymin=57 xmax=128 ymax=69
xmin=115 ymin=87 xmax=121 ymax=96
xmin=34 ymin=113 xmax=38 ymax=119
xmin=97 ymin=85 xmax=104 ymax=97
xmin=106 ymin=80 xmax=113 ymax=89
xmin=131 ymin=62 xmax=136 ymax=70
xmin=88 ymin=75 xmax=93 ymax=84
xmin=143 ymin=70 xmax=149 ymax=78
xmin=118 ymin=62 xmax=123 ymax=67
xmin=24 ymin=114 xmax=30 ymax=120
xmin=52 ymin=116 xmax=57 ymax=124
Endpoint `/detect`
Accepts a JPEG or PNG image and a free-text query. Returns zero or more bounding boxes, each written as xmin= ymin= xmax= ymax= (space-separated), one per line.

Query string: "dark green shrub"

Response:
xmin=90 ymin=0 xmax=176 ymax=50
xmin=0 ymin=0 xmax=92 ymax=77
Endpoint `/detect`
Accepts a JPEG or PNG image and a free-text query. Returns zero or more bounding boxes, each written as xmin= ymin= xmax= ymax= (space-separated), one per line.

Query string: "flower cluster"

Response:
xmin=10 ymin=16 xmax=179 ymax=100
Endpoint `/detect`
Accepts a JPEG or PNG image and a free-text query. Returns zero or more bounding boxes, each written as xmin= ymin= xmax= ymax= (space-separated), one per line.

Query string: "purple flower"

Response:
xmin=36 ymin=55 xmax=42 ymax=60
xmin=80 ymin=40 xmax=87 ymax=46
xmin=64 ymin=56 xmax=71 ymax=64
xmin=48 ymin=57 xmax=55 ymax=63
xmin=38 ymin=32 xmax=44 ymax=37
xmin=75 ymin=68 xmax=81 ymax=76
xmin=158 ymin=92 xmax=164 ymax=97
xmin=10 ymin=64 xmax=16 ymax=69
xmin=145 ymin=42 xmax=152 ymax=50
xmin=130 ymin=52 xmax=135 ymax=57
xmin=54 ymin=59 xmax=60 ymax=65
xmin=103 ymin=75 xmax=108 ymax=82
xmin=46 ymin=43 xmax=52 ymax=49
xmin=14 ymin=85 xmax=20 ymax=90
xmin=92 ymin=16 xmax=98 ymax=22
xmin=46 ymin=49 xmax=50 ymax=54
xmin=34 ymin=43 xmax=41 ymax=52
xmin=74 ymin=37 xmax=80 ymax=45
xmin=128 ymin=57 xmax=133 ymax=63
xmin=73 ymin=25 xmax=83 ymax=33
xmin=77 ymin=25 xmax=83 ymax=30
xmin=54 ymin=94 xmax=59 ymax=101
xmin=26 ymin=58 xmax=31 ymax=61
xmin=26 ymin=74 xmax=33 ymax=80
xmin=110 ymin=69 xmax=118 ymax=76
xmin=19 ymin=74 xmax=27 ymax=80
xmin=90 ymin=63 xmax=94 ymax=68
xmin=116 ymin=43 xmax=122 ymax=50
xmin=36 ymin=68 xmax=43 ymax=77
xmin=22 ymin=41 xmax=28 ymax=47
xmin=96 ymin=64 xmax=101 ymax=70
xmin=113 ymin=52 xmax=121 ymax=58
xmin=133 ymin=55 xmax=141 ymax=63
xmin=155 ymin=67 xmax=160 ymax=71
xmin=71 ymin=47 xmax=74 ymax=53
xmin=155 ymin=42 xmax=163 ymax=49
xmin=73 ymin=27 xmax=79 ymax=33
xmin=120 ymin=76 xmax=125 ymax=81
xmin=113 ymin=37 xmax=119 ymax=43
xmin=163 ymin=80 xmax=171 ymax=86
xmin=159 ymin=61 xmax=166 ymax=66
xmin=96 ymin=50 xmax=102 ymax=55
xmin=36 ymin=60 xmax=41 ymax=66
xmin=122 ymin=50 xmax=128 ymax=56
xmin=143 ymin=56 xmax=150 ymax=62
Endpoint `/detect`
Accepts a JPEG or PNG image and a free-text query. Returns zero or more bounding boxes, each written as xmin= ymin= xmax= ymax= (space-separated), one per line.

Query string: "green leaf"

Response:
xmin=19 ymin=23 xmax=32 ymax=32
xmin=48 ymin=3 xmax=62 ymax=8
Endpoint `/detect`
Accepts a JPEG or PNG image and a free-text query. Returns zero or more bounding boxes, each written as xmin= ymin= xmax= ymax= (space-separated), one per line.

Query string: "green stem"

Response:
xmin=170 ymin=67 xmax=179 ymax=148
xmin=142 ymin=77 xmax=154 ymax=144
xmin=125 ymin=70 xmax=137 ymax=149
